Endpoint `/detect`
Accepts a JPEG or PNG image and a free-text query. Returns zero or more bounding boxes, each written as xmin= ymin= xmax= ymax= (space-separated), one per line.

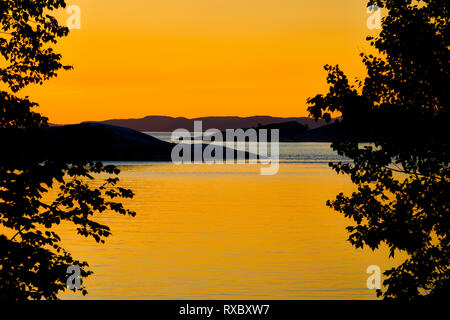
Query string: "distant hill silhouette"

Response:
xmin=0 ymin=122 xmax=365 ymax=164
xmin=225 ymin=120 xmax=375 ymax=142
xmin=2 ymin=123 xmax=173 ymax=161
xmin=73 ymin=116 xmax=331 ymax=132
xmin=217 ymin=121 xmax=309 ymax=142
xmin=1 ymin=123 xmax=256 ymax=161
xmin=293 ymin=122 xmax=349 ymax=142
xmin=293 ymin=121 xmax=381 ymax=142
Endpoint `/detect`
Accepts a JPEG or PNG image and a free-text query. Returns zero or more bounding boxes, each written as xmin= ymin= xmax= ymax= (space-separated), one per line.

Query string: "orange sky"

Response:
xmin=20 ymin=0 xmax=376 ymax=124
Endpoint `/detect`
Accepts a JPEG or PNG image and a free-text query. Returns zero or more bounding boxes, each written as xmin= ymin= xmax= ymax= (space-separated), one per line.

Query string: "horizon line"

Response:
xmin=50 ymin=115 xmax=323 ymax=126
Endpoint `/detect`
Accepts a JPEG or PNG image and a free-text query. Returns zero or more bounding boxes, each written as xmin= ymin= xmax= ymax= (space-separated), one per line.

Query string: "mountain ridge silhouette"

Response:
xmin=49 ymin=115 xmax=332 ymax=132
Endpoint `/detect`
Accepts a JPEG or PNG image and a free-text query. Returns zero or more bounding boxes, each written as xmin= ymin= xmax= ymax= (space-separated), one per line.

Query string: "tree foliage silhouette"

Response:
xmin=307 ymin=0 xmax=449 ymax=300
xmin=0 ymin=1 xmax=135 ymax=300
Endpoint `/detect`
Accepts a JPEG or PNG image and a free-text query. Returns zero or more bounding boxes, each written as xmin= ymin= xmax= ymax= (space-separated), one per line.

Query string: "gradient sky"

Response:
xmin=20 ymin=0 xmax=376 ymax=124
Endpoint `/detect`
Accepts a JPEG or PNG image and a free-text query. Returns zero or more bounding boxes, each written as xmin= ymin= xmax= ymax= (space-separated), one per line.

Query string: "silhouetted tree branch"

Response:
xmin=0 ymin=0 xmax=135 ymax=300
xmin=307 ymin=0 xmax=449 ymax=300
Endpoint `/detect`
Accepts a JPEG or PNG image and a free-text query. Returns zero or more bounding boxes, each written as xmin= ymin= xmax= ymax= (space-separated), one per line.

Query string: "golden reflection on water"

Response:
xmin=51 ymin=163 xmax=400 ymax=299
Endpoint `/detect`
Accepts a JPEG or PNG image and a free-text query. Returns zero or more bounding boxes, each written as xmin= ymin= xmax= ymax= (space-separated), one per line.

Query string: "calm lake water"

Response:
xmin=54 ymin=136 xmax=400 ymax=299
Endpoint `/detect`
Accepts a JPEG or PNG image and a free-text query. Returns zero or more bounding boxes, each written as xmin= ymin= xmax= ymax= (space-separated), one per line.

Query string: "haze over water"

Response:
xmin=57 ymin=140 xmax=400 ymax=299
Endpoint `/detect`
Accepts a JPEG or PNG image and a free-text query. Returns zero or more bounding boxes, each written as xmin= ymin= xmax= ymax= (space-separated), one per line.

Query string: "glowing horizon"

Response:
xmin=19 ymin=0 xmax=374 ymax=124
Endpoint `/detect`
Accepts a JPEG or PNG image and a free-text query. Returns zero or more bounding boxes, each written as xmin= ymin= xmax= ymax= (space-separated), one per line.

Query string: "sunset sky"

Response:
xmin=21 ymin=0 xmax=376 ymax=124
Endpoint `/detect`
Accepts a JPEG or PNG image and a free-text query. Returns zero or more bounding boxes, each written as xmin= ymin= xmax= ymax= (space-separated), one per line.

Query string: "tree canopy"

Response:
xmin=307 ymin=0 xmax=449 ymax=300
xmin=0 ymin=0 xmax=135 ymax=300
